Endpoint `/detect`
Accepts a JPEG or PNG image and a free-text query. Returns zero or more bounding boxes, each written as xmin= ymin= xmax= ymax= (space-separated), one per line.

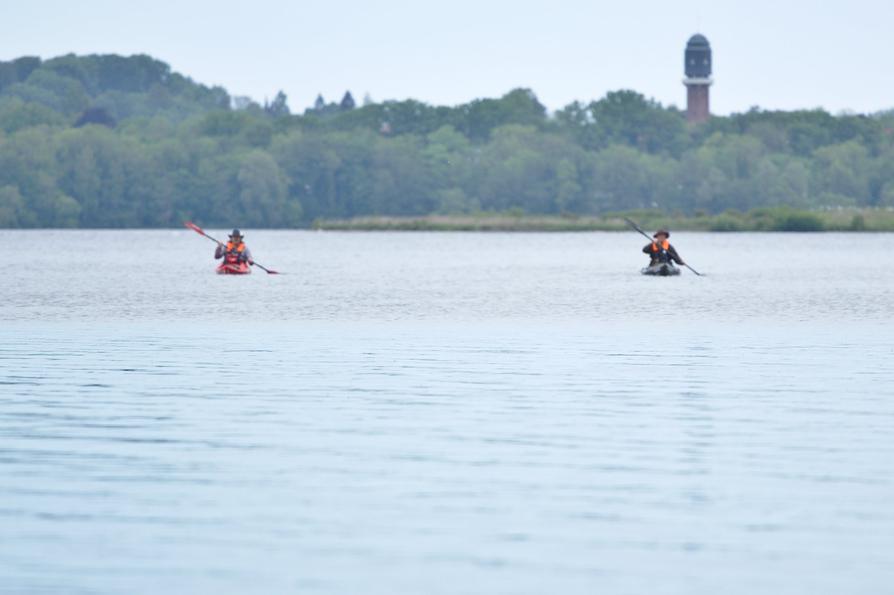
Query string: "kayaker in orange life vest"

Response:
xmin=215 ymin=229 xmax=253 ymax=266
xmin=643 ymin=229 xmax=685 ymax=266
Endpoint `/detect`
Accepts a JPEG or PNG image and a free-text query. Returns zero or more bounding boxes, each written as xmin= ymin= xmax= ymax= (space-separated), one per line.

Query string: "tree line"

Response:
xmin=2 ymin=53 xmax=894 ymax=228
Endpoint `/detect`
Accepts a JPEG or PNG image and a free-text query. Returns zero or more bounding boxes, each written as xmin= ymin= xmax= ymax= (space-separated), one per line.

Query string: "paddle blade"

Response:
xmin=184 ymin=221 xmax=204 ymax=235
xmin=251 ymin=262 xmax=282 ymax=275
xmin=184 ymin=221 xmax=224 ymax=245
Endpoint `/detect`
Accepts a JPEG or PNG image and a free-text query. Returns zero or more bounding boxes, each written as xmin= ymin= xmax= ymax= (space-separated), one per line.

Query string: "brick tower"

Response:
xmin=684 ymin=34 xmax=712 ymax=124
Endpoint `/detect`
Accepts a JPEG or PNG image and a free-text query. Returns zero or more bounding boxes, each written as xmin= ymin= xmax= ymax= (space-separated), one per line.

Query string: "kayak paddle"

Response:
xmin=185 ymin=221 xmax=224 ymax=245
xmin=184 ymin=221 xmax=282 ymax=275
xmin=623 ymin=217 xmax=704 ymax=277
xmin=683 ymin=264 xmax=704 ymax=277
xmin=250 ymin=261 xmax=279 ymax=275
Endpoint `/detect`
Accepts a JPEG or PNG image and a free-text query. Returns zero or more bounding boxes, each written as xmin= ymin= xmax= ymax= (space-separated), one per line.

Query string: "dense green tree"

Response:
xmin=472 ymin=125 xmax=586 ymax=214
xmin=4 ymin=70 xmax=91 ymax=114
xmin=0 ymin=56 xmax=41 ymax=91
xmin=74 ymin=106 xmax=116 ymax=128
xmin=811 ymin=141 xmax=871 ymax=206
xmin=1 ymin=52 xmax=893 ymax=228
xmin=236 ymin=150 xmax=296 ymax=225
xmin=453 ymin=88 xmax=546 ymax=141
xmin=556 ymin=91 xmax=688 ymax=155
xmin=590 ymin=145 xmax=674 ymax=212
xmin=0 ymin=184 xmax=32 ymax=226
xmin=340 ymin=91 xmax=356 ymax=111
xmin=265 ymin=91 xmax=290 ymax=117
xmin=0 ymin=97 xmax=65 ymax=133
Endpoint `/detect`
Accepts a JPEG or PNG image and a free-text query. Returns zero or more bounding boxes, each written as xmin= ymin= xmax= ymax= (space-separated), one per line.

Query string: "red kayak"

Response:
xmin=216 ymin=262 xmax=251 ymax=275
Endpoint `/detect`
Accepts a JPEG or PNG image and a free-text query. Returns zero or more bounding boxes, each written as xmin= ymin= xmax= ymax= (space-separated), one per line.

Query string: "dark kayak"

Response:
xmin=641 ymin=263 xmax=681 ymax=276
xmin=216 ymin=262 xmax=251 ymax=275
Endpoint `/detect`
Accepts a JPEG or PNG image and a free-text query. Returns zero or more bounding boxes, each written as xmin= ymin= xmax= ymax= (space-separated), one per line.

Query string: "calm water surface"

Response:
xmin=2 ymin=231 xmax=893 ymax=594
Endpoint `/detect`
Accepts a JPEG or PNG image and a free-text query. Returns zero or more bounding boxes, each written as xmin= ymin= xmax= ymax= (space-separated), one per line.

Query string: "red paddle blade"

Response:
xmin=252 ymin=263 xmax=281 ymax=275
xmin=184 ymin=221 xmax=204 ymax=235
xmin=184 ymin=221 xmax=223 ymax=245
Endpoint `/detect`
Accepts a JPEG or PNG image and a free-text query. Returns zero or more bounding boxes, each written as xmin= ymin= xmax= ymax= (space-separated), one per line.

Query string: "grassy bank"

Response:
xmin=313 ymin=208 xmax=894 ymax=232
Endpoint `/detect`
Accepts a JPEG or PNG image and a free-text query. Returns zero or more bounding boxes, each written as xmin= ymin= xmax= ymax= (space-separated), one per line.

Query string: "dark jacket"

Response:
xmin=643 ymin=242 xmax=684 ymax=265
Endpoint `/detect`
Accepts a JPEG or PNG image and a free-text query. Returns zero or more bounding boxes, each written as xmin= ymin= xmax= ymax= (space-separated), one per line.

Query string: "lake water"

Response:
xmin=2 ymin=230 xmax=893 ymax=594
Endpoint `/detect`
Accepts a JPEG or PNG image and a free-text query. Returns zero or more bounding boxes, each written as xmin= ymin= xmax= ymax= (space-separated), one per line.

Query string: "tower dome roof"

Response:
xmin=685 ymin=33 xmax=712 ymax=79
xmin=687 ymin=34 xmax=710 ymax=48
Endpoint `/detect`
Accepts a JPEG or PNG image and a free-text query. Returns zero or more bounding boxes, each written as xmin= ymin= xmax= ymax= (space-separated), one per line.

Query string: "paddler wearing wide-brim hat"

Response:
xmin=643 ymin=228 xmax=685 ymax=266
xmin=215 ymin=228 xmax=253 ymax=265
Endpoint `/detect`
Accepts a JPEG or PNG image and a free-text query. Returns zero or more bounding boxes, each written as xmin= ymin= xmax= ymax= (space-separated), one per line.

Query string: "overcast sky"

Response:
xmin=4 ymin=0 xmax=892 ymax=115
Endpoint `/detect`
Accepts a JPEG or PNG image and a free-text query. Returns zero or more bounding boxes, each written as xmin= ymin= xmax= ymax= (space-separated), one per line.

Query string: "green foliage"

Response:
xmin=708 ymin=213 xmax=745 ymax=231
xmin=0 ymin=57 xmax=41 ymax=91
xmin=0 ymin=184 xmax=31 ymax=226
xmin=264 ymin=91 xmax=290 ymax=117
xmin=0 ymin=54 xmax=228 ymax=121
xmin=455 ymin=88 xmax=546 ymax=141
xmin=742 ymin=207 xmax=825 ymax=231
xmin=339 ymin=92 xmax=356 ymax=111
xmin=557 ymin=91 xmax=688 ymax=154
xmin=770 ymin=210 xmax=825 ymax=231
xmin=0 ymin=97 xmax=65 ymax=133
xmin=313 ymin=208 xmax=894 ymax=232
xmin=2 ymin=52 xmax=894 ymax=228
xmin=4 ymin=69 xmax=91 ymax=114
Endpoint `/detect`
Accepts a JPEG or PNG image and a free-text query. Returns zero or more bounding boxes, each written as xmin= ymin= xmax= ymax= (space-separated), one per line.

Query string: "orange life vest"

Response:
xmin=650 ymin=240 xmax=671 ymax=263
xmin=224 ymin=241 xmax=246 ymax=264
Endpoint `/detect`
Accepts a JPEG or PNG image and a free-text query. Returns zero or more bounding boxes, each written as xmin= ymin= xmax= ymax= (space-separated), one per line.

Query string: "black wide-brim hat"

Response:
xmin=229 ymin=228 xmax=244 ymax=239
xmin=653 ymin=229 xmax=670 ymax=238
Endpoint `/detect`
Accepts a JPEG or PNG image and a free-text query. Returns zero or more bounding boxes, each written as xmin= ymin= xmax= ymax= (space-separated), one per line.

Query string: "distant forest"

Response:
xmin=2 ymin=53 xmax=893 ymax=227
